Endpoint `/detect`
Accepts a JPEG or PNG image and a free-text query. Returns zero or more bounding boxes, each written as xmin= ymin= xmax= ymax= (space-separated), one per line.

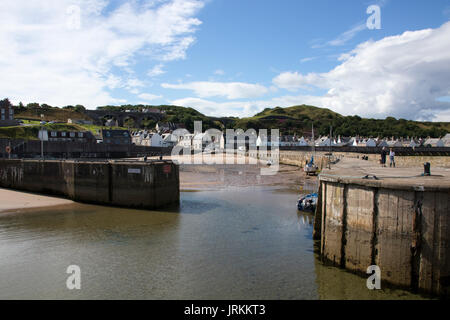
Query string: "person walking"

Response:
xmin=380 ymin=147 xmax=387 ymax=167
xmin=389 ymin=148 xmax=395 ymax=168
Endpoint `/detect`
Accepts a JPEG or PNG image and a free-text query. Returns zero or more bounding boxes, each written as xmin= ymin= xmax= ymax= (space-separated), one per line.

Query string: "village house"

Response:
xmin=386 ymin=139 xmax=403 ymax=148
xmin=298 ymin=136 xmax=309 ymax=146
xmin=407 ymin=139 xmax=421 ymax=148
xmin=161 ymin=133 xmax=178 ymax=148
xmin=132 ymin=131 xmax=163 ymax=147
xmin=0 ymin=99 xmax=18 ymax=127
xmin=365 ymin=138 xmax=377 ymax=147
xmin=100 ymin=129 xmax=131 ymax=144
xmin=442 ymin=133 xmax=450 ymax=147
xmin=279 ymin=135 xmax=299 ymax=147
xmin=48 ymin=130 xmax=96 ymax=143
xmin=423 ymin=137 xmax=444 ymax=147
xmin=256 ymin=132 xmax=279 ymax=148
xmin=315 ymin=136 xmax=334 ymax=147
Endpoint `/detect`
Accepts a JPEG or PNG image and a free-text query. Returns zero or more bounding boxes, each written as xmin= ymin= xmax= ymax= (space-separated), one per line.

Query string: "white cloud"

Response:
xmin=126 ymin=79 xmax=145 ymax=88
xmin=138 ymin=93 xmax=163 ymax=101
xmin=0 ymin=0 xmax=204 ymax=108
xmin=272 ymin=22 xmax=450 ymax=120
xmin=272 ymin=72 xmax=321 ymax=92
xmin=148 ymin=64 xmax=166 ymax=77
xmin=162 ymin=81 xmax=268 ymax=99
xmin=171 ymin=97 xmax=261 ymax=117
xmin=300 ymin=57 xmax=316 ymax=63
xmin=327 ymin=23 xmax=366 ymax=46
xmin=214 ymin=69 xmax=225 ymax=75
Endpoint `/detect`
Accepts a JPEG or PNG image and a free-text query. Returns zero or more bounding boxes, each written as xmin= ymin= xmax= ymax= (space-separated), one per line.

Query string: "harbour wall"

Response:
xmin=0 ymin=159 xmax=179 ymax=209
xmin=0 ymin=139 xmax=173 ymax=159
xmin=314 ymin=174 xmax=450 ymax=296
xmin=250 ymin=150 xmax=450 ymax=169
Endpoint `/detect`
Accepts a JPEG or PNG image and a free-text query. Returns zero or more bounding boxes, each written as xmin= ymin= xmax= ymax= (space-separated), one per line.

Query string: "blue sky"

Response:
xmin=1 ymin=0 xmax=450 ymax=120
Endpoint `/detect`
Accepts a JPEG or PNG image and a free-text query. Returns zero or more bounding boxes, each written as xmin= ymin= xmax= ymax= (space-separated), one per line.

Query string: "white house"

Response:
xmin=162 ymin=133 xmax=177 ymax=148
xmin=365 ymin=138 xmax=377 ymax=147
xmin=386 ymin=140 xmax=403 ymax=148
xmin=298 ymin=136 xmax=309 ymax=147
xmin=424 ymin=138 xmax=444 ymax=147
xmin=316 ymin=136 xmax=334 ymax=147
xmin=408 ymin=139 xmax=421 ymax=148
xmin=442 ymin=133 xmax=450 ymax=147
xmin=377 ymin=140 xmax=389 ymax=147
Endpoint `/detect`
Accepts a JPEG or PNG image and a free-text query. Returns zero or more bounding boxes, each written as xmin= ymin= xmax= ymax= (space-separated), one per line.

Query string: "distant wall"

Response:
xmin=0 ymin=159 xmax=179 ymax=209
xmin=250 ymin=150 xmax=450 ymax=168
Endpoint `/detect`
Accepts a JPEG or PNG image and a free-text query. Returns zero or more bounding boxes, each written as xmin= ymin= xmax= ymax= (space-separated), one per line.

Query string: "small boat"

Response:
xmin=304 ymin=123 xmax=319 ymax=176
xmin=304 ymin=156 xmax=319 ymax=176
xmin=297 ymin=193 xmax=318 ymax=212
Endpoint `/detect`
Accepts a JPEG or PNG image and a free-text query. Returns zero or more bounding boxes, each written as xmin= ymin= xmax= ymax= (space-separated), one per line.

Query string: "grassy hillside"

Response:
xmin=8 ymin=102 xmax=450 ymax=138
xmin=234 ymin=105 xmax=450 ymax=137
xmin=14 ymin=105 xmax=91 ymax=122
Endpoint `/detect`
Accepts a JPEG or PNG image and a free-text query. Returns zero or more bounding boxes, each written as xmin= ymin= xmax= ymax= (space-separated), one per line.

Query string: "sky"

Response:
xmin=1 ymin=0 xmax=450 ymax=121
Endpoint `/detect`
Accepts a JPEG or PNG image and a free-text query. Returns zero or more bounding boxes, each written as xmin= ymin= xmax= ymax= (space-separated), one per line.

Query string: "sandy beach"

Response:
xmin=0 ymin=188 xmax=74 ymax=213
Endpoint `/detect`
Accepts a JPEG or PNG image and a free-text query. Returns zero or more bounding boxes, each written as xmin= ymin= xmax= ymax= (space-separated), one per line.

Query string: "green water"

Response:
xmin=0 ymin=187 xmax=428 ymax=299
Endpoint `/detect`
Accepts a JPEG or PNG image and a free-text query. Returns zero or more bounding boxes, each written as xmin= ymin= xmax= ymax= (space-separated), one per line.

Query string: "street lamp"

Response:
xmin=40 ymin=114 xmax=44 ymax=159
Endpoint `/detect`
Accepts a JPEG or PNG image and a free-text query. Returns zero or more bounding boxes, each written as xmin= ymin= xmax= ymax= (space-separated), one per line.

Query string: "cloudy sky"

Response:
xmin=1 ymin=0 xmax=450 ymax=120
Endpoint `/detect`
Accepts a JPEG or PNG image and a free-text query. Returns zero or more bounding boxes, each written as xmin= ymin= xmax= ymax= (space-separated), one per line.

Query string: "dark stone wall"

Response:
xmin=0 ymin=159 xmax=179 ymax=209
xmin=316 ymin=179 xmax=450 ymax=296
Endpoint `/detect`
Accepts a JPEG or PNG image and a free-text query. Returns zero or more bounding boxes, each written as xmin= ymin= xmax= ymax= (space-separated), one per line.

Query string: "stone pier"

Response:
xmin=0 ymin=159 xmax=179 ymax=209
xmin=314 ymin=158 xmax=450 ymax=296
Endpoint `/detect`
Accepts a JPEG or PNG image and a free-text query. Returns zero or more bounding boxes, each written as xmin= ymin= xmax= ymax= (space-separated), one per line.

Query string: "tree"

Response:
xmin=26 ymin=102 xmax=40 ymax=109
xmin=74 ymin=105 xmax=86 ymax=112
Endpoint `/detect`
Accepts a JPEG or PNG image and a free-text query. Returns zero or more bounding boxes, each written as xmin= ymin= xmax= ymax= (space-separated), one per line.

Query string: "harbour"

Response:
xmin=0 ymin=161 xmax=434 ymax=300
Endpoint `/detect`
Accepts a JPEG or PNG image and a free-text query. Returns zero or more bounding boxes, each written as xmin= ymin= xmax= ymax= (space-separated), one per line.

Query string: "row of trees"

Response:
xmin=12 ymin=101 xmax=86 ymax=113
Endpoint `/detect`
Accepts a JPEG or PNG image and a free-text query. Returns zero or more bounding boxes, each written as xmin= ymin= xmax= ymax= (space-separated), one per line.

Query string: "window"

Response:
xmin=1 ymin=109 xmax=4 ymax=114
xmin=61 ymin=132 xmax=66 ymax=137
xmin=78 ymin=132 xmax=84 ymax=138
xmin=70 ymin=132 xmax=75 ymax=137
xmin=51 ymin=131 xmax=57 ymax=137
xmin=1 ymin=115 xmax=4 ymax=120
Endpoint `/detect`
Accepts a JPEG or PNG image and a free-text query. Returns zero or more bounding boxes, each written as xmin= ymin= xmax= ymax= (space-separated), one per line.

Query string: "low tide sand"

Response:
xmin=0 ymin=188 xmax=74 ymax=213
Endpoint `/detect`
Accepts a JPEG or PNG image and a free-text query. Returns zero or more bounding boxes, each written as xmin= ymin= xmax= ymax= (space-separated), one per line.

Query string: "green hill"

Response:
xmin=7 ymin=99 xmax=450 ymax=138
xmin=233 ymin=105 xmax=449 ymax=138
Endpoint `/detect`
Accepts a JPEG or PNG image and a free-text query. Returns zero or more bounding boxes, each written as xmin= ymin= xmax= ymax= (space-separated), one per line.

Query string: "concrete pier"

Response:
xmin=0 ymin=159 xmax=179 ymax=209
xmin=314 ymin=159 xmax=450 ymax=296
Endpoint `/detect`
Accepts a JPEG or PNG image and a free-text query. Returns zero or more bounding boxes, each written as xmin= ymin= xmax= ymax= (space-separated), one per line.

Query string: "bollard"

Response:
xmin=423 ymin=162 xmax=431 ymax=176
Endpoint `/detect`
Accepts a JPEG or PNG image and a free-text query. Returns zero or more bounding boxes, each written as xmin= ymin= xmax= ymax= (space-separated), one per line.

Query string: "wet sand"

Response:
xmin=180 ymin=163 xmax=315 ymax=191
xmin=0 ymin=188 xmax=73 ymax=213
